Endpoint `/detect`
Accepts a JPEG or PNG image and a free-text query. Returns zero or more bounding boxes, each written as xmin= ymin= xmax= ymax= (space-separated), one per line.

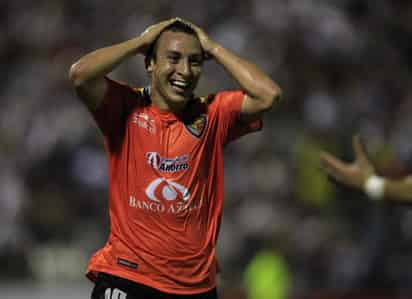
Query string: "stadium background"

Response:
xmin=2 ymin=0 xmax=412 ymax=298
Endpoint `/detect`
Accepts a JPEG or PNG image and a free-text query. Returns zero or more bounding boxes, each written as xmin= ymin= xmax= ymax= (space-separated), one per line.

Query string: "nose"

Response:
xmin=176 ymin=60 xmax=191 ymax=77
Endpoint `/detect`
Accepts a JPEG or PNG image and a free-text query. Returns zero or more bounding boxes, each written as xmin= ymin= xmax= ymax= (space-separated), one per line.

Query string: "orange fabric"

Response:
xmin=86 ymin=77 xmax=262 ymax=294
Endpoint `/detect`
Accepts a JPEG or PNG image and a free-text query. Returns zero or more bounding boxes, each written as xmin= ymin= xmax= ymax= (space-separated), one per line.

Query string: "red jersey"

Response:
xmin=86 ymin=77 xmax=262 ymax=294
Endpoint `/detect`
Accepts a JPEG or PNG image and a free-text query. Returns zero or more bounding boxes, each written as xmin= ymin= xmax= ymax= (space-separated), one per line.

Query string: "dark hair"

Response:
xmin=144 ymin=20 xmax=202 ymax=69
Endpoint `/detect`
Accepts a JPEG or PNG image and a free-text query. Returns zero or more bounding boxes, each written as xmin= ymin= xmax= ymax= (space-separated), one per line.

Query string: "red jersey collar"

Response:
xmin=148 ymin=104 xmax=180 ymax=124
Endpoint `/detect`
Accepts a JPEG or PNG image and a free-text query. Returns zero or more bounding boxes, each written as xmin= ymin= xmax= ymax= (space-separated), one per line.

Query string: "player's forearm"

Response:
xmin=210 ymin=44 xmax=282 ymax=108
xmin=69 ymin=36 xmax=146 ymax=86
xmin=382 ymin=176 xmax=412 ymax=202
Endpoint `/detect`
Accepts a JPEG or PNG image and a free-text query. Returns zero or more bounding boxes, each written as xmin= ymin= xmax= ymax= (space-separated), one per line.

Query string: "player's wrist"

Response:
xmin=363 ymin=175 xmax=385 ymax=200
xmin=129 ymin=36 xmax=150 ymax=56
xmin=206 ymin=42 xmax=221 ymax=58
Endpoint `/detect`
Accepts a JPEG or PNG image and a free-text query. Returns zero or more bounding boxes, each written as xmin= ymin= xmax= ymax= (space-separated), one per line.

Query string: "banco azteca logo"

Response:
xmin=145 ymin=177 xmax=190 ymax=202
xmin=146 ymin=152 xmax=189 ymax=172
xmin=129 ymin=177 xmax=200 ymax=214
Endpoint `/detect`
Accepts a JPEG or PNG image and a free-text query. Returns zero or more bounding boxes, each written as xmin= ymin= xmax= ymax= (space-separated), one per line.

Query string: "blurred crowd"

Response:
xmin=2 ymin=0 xmax=412 ymax=298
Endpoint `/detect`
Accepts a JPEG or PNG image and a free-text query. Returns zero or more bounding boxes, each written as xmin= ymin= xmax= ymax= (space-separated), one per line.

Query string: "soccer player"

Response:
xmin=69 ymin=18 xmax=282 ymax=299
xmin=321 ymin=135 xmax=412 ymax=202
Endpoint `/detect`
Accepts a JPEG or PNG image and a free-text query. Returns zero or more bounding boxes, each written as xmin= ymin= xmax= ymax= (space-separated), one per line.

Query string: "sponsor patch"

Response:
xmin=185 ymin=114 xmax=207 ymax=138
xmin=146 ymin=152 xmax=189 ymax=172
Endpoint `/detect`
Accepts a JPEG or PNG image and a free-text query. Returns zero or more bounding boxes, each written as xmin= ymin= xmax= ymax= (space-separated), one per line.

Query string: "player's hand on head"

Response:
xmin=176 ymin=18 xmax=218 ymax=59
xmin=139 ymin=18 xmax=179 ymax=53
xmin=320 ymin=134 xmax=376 ymax=190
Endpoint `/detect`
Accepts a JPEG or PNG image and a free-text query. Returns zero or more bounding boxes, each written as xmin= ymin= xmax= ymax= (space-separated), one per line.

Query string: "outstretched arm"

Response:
xmin=68 ymin=18 xmax=178 ymax=110
xmin=182 ymin=20 xmax=282 ymax=122
xmin=320 ymin=135 xmax=412 ymax=202
xmin=383 ymin=177 xmax=412 ymax=201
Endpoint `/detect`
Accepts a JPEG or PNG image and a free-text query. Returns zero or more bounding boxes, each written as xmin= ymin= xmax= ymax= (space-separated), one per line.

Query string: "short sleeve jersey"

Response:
xmin=86 ymin=77 xmax=262 ymax=295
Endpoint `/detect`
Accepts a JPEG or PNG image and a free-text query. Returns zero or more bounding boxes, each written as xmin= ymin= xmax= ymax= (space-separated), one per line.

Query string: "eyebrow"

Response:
xmin=164 ymin=50 xmax=203 ymax=58
xmin=189 ymin=53 xmax=203 ymax=59
xmin=165 ymin=51 xmax=181 ymax=56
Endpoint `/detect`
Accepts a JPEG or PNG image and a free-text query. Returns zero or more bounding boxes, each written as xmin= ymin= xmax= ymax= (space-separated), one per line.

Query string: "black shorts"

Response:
xmin=91 ymin=273 xmax=218 ymax=299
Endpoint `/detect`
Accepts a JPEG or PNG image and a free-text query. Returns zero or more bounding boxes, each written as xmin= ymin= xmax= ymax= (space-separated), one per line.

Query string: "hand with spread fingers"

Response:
xmin=320 ymin=135 xmax=376 ymax=190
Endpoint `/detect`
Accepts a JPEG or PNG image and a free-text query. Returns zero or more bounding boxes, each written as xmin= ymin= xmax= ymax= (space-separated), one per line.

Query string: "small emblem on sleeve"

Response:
xmin=117 ymin=258 xmax=138 ymax=269
xmin=185 ymin=114 xmax=207 ymax=138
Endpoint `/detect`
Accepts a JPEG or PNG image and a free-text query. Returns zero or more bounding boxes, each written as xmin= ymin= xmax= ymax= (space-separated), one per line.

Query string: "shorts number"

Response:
xmin=105 ymin=288 xmax=127 ymax=299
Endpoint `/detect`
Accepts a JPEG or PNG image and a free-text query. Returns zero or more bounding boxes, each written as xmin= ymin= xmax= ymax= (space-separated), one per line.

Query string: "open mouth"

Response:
xmin=169 ymin=79 xmax=191 ymax=94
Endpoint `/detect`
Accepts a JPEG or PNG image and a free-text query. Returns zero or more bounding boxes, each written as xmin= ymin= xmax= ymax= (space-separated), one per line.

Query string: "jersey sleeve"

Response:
xmin=212 ymin=90 xmax=263 ymax=145
xmin=91 ymin=77 xmax=139 ymax=146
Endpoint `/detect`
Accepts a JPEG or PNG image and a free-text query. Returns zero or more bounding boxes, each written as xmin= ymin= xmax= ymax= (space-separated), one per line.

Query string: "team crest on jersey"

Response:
xmin=185 ymin=114 xmax=207 ymax=138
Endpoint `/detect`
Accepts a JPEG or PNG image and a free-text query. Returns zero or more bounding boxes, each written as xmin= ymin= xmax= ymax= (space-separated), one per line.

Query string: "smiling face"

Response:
xmin=148 ymin=30 xmax=204 ymax=112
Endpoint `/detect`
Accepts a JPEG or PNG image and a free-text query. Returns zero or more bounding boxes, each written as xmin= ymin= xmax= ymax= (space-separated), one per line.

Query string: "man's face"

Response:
xmin=149 ymin=31 xmax=203 ymax=108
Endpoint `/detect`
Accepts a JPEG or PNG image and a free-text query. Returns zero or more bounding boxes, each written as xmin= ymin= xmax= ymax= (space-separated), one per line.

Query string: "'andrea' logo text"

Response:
xmin=146 ymin=152 xmax=189 ymax=172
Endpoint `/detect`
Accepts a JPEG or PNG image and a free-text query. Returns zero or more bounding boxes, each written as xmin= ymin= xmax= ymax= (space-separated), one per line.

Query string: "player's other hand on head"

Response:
xmin=139 ymin=18 xmax=179 ymax=53
xmin=320 ymin=134 xmax=375 ymax=190
xmin=175 ymin=18 xmax=218 ymax=59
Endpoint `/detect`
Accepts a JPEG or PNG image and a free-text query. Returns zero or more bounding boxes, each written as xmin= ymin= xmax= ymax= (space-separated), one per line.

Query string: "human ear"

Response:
xmin=148 ymin=59 xmax=155 ymax=73
xmin=145 ymin=55 xmax=155 ymax=73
